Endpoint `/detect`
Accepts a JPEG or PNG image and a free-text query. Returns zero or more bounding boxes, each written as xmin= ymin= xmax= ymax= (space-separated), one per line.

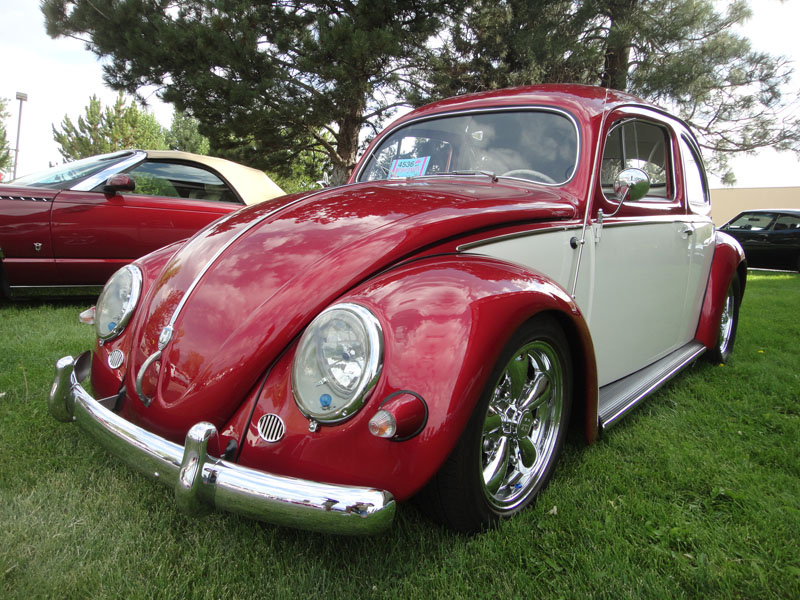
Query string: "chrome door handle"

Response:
xmin=680 ymin=224 xmax=694 ymax=238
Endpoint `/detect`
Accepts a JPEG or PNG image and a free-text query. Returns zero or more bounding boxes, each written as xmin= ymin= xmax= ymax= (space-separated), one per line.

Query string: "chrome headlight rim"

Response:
xmin=291 ymin=303 xmax=384 ymax=424
xmin=95 ymin=264 xmax=143 ymax=342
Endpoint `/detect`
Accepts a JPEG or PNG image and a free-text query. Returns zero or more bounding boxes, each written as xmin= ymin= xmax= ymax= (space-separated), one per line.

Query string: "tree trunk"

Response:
xmin=600 ymin=0 xmax=638 ymax=91
xmin=329 ymin=99 xmax=366 ymax=186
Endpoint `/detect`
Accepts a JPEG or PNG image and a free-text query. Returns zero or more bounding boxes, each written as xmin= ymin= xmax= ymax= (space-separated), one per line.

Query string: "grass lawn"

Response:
xmin=1 ymin=272 xmax=798 ymax=599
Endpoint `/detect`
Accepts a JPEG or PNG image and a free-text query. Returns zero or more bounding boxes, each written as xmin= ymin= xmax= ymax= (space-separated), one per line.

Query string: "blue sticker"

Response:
xmin=389 ymin=156 xmax=431 ymax=179
xmin=320 ymin=394 xmax=332 ymax=409
xmin=108 ymin=322 xmax=117 ymax=331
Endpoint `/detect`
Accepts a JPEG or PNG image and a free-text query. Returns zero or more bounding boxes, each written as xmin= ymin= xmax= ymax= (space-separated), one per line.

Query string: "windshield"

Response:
xmin=11 ymin=151 xmax=135 ymax=189
xmin=356 ymin=109 xmax=579 ymax=185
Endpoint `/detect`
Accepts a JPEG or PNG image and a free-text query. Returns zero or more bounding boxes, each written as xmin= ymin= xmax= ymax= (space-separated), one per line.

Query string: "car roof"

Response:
xmin=395 ymin=84 xmax=653 ymax=125
xmin=734 ymin=208 xmax=800 ymax=215
xmin=144 ymin=150 xmax=284 ymax=205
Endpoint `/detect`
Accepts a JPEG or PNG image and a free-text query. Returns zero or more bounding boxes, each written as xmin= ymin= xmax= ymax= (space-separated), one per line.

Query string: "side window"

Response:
xmin=125 ymin=161 xmax=240 ymax=204
xmin=601 ymin=119 xmax=672 ymax=200
xmin=680 ymin=136 xmax=710 ymax=212
xmin=773 ymin=214 xmax=800 ymax=231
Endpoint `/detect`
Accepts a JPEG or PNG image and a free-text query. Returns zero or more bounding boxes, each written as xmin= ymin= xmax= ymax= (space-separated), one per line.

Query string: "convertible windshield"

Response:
xmin=357 ymin=110 xmax=579 ymax=185
xmin=11 ymin=151 xmax=135 ymax=189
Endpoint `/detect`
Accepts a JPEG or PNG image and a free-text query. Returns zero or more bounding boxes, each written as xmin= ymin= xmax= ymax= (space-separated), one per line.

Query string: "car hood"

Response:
xmin=125 ymin=178 xmax=578 ymax=437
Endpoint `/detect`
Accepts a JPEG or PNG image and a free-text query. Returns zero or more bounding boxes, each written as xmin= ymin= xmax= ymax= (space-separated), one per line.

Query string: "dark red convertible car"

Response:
xmin=0 ymin=149 xmax=283 ymax=296
xmin=49 ymin=85 xmax=745 ymax=534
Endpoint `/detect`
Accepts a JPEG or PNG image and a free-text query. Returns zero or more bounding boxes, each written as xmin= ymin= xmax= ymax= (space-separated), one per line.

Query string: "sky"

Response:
xmin=1 ymin=0 xmax=799 ymax=188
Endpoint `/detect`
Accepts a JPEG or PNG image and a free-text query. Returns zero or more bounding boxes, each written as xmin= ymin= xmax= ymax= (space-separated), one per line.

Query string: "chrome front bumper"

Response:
xmin=48 ymin=353 xmax=396 ymax=535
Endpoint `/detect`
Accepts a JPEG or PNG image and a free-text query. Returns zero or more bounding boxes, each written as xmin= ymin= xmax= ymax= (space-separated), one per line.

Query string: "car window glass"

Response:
xmin=680 ymin=136 xmax=710 ymax=208
xmin=601 ymin=119 xmax=672 ymax=200
xmin=11 ymin=151 xmax=134 ymax=189
xmin=358 ymin=110 xmax=579 ymax=185
xmin=727 ymin=213 xmax=777 ymax=231
xmin=120 ymin=161 xmax=239 ymax=203
xmin=773 ymin=214 xmax=800 ymax=230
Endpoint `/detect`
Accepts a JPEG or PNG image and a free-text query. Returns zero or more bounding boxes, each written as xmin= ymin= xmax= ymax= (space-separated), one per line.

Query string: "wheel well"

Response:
xmin=0 ymin=260 xmax=11 ymax=300
xmin=736 ymin=261 xmax=747 ymax=299
xmin=545 ymin=310 xmax=597 ymax=445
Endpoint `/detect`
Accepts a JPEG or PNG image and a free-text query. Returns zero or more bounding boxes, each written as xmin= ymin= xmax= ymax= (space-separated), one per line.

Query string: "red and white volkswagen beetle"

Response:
xmin=50 ymin=85 xmax=745 ymax=534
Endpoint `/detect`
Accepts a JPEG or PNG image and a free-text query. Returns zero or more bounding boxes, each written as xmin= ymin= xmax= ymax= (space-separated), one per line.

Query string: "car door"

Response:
xmin=50 ymin=159 xmax=244 ymax=285
xmin=574 ymin=110 xmax=699 ymax=387
xmin=726 ymin=212 xmax=779 ymax=268
xmin=761 ymin=213 xmax=800 ymax=270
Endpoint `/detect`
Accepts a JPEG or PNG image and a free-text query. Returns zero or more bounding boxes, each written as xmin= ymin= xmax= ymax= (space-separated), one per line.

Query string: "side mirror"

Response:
xmin=613 ymin=168 xmax=650 ymax=203
xmin=103 ymin=173 xmax=136 ymax=194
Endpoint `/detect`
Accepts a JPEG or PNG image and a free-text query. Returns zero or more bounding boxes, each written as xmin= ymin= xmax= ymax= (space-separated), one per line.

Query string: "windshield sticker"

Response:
xmin=389 ymin=157 xmax=431 ymax=179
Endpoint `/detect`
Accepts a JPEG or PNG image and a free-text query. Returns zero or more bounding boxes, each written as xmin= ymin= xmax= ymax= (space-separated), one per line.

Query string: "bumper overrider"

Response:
xmin=48 ymin=353 xmax=396 ymax=535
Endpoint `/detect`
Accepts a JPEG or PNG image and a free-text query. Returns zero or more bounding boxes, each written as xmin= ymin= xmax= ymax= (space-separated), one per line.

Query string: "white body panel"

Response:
xmin=463 ymin=217 xmax=715 ymax=388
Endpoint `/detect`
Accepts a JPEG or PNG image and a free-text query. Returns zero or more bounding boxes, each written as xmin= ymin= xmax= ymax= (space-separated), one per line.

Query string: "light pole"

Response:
xmin=13 ymin=91 xmax=27 ymax=180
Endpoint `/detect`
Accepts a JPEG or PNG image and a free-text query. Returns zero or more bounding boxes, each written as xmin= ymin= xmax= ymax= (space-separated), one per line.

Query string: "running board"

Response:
xmin=598 ymin=342 xmax=706 ymax=430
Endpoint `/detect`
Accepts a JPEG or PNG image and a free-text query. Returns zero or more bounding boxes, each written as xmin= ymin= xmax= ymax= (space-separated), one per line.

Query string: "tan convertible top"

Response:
xmin=145 ymin=150 xmax=284 ymax=205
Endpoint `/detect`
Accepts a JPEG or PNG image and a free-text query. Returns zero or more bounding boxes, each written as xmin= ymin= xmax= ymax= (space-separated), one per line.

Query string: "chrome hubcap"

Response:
xmin=718 ymin=287 xmax=734 ymax=355
xmin=480 ymin=340 xmax=564 ymax=511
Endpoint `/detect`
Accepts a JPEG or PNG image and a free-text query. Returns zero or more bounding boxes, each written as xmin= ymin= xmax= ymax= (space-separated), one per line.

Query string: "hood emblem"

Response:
xmin=33 ymin=242 xmax=42 ymax=252
xmin=158 ymin=326 xmax=173 ymax=349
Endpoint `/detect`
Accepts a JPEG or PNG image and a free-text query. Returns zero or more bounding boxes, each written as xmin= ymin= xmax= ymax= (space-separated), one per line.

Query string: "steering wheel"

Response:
xmin=501 ymin=169 xmax=557 ymax=184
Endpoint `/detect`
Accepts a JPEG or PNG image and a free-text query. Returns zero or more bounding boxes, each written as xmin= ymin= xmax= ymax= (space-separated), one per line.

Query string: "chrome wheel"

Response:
xmin=480 ymin=339 xmax=565 ymax=512
xmin=718 ymin=285 xmax=735 ymax=357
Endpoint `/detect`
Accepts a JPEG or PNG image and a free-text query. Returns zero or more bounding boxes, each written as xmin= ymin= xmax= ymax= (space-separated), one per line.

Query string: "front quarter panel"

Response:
xmin=237 ymin=255 xmax=597 ymax=501
xmin=90 ymin=240 xmax=188 ymax=400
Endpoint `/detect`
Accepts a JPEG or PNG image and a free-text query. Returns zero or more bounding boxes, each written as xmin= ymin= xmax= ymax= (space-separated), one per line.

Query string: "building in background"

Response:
xmin=711 ymin=187 xmax=800 ymax=226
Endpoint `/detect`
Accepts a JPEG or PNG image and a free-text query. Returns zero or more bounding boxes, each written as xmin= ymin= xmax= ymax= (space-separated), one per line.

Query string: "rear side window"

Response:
xmin=774 ymin=214 xmax=800 ymax=230
xmin=680 ymin=136 xmax=710 ymax=213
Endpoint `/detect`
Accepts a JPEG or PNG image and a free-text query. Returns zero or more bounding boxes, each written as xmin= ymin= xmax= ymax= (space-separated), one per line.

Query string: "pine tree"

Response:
xmin=41 ymin=0 xmax=464 ymax=184
xmin=52 ymin=93 xmax=167 ymax=161
xmin=412 ymin=0 xmax=800 ymax=184
xmin=0 ymin=98 xmax=12 ymax=180
xmin=165 ymin=112 xmax=210 ymax=155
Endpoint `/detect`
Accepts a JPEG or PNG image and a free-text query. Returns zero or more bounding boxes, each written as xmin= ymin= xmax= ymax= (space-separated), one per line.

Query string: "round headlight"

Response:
xmin=291 ymin=303 xmax=383 ymax=423
xmin=95 ymin=265 xmax=143 ymax=341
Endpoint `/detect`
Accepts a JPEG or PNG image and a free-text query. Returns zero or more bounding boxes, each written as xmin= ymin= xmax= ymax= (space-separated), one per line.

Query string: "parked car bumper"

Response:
xmin=48 ymin=353 xmax=396 ymax=535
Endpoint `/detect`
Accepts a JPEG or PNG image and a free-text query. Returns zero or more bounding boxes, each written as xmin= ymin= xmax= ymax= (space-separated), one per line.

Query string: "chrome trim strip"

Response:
xmin=354 ymin=105 xmax=581 ymax=187
xmin=592 ymin=217 xmax=694 ymax=229
xmin=71 ymin=151 xmax=146 ymax=191
xmin=135 ymin=349 xmax=162 ymax=406
xmin=598 ymin=341 xmax=705 ymax=430
xmin=8 ymin=284 xmax=104 ymax=290
xmin=456 ymin=225 xmax=583 ymax=252
xmin=48 ymin=354 xmax=396 ymax=535
xmin=0 ymin=195 xmax=51 ymax=202
xmin=571 ymin=89 xmax=612 ymax=298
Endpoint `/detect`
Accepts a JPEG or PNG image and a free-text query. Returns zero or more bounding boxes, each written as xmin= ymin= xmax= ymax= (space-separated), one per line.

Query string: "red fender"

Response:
xmin=90 ymin=240 xmax=186 ymax=400
xmin=236 ymin=254 xmax=598 ymax=501
xmin=695 ymin=231 xmax=746 ymax=349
